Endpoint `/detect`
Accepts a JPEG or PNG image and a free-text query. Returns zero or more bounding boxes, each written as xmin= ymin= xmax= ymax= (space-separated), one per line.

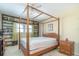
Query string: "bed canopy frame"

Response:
xmin=18 ymin=3 xmax=60 ymax=56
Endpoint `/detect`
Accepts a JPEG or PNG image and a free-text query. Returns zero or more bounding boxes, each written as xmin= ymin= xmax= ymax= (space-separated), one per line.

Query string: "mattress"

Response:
xmin=20 ymin=37 xmax=58 ymax=51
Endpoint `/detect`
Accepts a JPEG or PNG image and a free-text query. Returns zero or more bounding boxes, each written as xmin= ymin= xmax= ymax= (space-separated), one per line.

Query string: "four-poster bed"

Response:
xmin=19 ymin=3 xmax=60 ymax=56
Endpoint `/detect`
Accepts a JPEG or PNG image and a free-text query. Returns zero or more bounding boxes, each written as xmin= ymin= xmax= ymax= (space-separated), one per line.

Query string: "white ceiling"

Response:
xmin=0 ymin=3 xmax=79 ymax=21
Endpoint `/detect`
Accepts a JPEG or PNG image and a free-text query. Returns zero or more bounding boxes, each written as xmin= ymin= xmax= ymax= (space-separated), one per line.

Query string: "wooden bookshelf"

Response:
xmin=2 ymin=15 xmax=14 ymax=46
xmin=32 ymin=21 xmax=39 ymax=37
xmin=2 ymin=14 xmax=39 ymax=39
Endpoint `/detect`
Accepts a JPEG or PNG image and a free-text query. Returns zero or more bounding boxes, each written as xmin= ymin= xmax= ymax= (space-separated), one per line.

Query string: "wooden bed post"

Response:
xmin=58 ymin=18 xmax=60 ymax=45
xmin=19 ymin=17 xmax=21 ymax=49
xmin=20 ymin=4 xmax=60 ymax=56
xmin=26 ymin=3 xmax=30 ymax=56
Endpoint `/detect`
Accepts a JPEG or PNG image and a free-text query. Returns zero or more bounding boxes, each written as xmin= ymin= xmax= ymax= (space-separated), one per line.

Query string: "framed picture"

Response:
xmin=48 ymin=24 xmax=53 ymax=31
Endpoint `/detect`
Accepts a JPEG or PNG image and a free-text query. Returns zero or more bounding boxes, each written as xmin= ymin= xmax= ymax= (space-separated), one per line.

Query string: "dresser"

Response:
xmin=59 ymin=39 xmax=74 ymax=56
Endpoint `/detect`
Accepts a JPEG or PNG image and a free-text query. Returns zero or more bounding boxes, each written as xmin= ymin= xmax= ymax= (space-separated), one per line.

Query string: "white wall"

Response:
xmin=39 ymin=18 xmax=58 ymax=36
xmin=63 ymin=16 xmax=79 ymax=55
xmin=39 ymin=6 xmax=79 ymax=55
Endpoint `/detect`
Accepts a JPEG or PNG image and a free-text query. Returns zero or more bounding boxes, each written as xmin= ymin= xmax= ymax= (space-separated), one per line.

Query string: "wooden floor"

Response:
xmin=4 ymin=45 xmax=67 ymax=56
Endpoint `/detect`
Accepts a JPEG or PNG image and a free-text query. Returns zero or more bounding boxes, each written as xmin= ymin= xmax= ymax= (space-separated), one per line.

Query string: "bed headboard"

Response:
xmin=43 ymin=33 xmax=58 ymax=41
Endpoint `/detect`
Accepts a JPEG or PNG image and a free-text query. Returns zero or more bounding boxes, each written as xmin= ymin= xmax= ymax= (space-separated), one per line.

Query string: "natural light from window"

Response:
xmin=16 ymin=23 xmax=32 ymax=33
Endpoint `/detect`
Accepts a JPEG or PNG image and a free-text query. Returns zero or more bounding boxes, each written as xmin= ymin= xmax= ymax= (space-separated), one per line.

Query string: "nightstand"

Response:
xmin=59 ymin=39 xmax=74 ymax=56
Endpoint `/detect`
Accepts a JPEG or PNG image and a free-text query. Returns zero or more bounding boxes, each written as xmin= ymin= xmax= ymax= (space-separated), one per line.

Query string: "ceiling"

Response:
xmin=0 ymin=3 xmax=79 ymax=21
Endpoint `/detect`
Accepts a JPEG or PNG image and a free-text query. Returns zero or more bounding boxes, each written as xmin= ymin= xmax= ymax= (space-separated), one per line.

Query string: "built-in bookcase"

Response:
xmin=2 ymin=14 xmax=39 ymax=40
xmin=33 ymin=21 xmax=39 ymax=37
xmin=2 ymin=14 xmax=14 ymax=46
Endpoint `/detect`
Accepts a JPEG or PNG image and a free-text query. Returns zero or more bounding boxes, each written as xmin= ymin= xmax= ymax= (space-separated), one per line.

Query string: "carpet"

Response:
xmin=4 ymin=45 xmax=67 ymax=56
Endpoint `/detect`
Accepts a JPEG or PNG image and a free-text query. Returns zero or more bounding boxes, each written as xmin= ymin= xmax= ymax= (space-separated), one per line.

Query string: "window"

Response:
xmin=16 ymin=23 xmax=24 ymax=32
xmin=48 ymin=24 xmax=53 ymax=31
xmin=16 ymin=23 xmax=32 ymax=33
xmin=24 ymin=25 xmax=32 ymax=33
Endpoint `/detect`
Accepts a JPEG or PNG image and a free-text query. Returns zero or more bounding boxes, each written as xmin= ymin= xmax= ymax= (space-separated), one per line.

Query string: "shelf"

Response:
xmin=3 ymin=21 xmax=13 ymax=24
xmin=2 ymin=15 xmax=13 ymax=41
xmin=3 ymin=28 xmax=13 ymax=30
xmin=3 ymin=24 xmax=13 ymax=26
xmin=3 ymin=21 xmax=13 ymax=23
xmin=3 ymin=33 xmax=13 ymax=35
xmin=32 ymin=21 xmax=39 ymax=37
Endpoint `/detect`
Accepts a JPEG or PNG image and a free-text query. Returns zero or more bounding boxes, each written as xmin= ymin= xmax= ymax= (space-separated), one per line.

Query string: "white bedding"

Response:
xmin=20 ymin=37 xmax=58 ymax=51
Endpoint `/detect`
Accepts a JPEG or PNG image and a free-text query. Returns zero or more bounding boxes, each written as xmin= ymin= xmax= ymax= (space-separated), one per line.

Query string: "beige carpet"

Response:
xmin=4 ymin=45 xmax=67 ymax=56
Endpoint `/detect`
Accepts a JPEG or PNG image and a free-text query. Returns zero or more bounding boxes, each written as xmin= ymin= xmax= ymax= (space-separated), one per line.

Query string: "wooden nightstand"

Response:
xmin=59 ymin=39 xmax=74 ymax=56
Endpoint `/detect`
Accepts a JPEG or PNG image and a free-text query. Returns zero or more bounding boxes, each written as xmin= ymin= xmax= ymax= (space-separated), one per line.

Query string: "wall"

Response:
xmin=39 ymin=18 xmax=58 ymax=36
xmin=39 ymin=6 xmax=79 ymax=55
xmin=60 ymin=8 xmax=79 ymax=55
